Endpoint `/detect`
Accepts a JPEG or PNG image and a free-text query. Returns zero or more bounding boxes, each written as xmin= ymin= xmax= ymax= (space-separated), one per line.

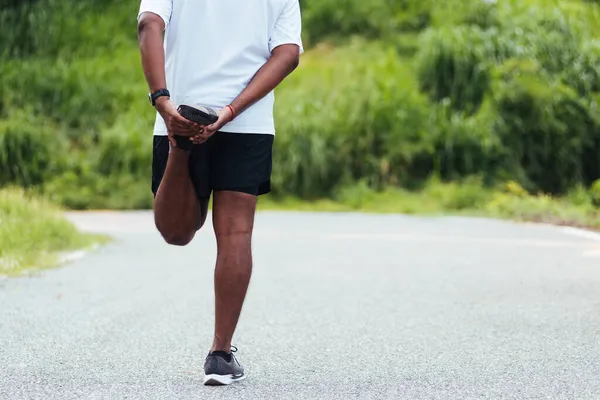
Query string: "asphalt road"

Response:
xmin=1 ymin=211 xmax=600 ymax=399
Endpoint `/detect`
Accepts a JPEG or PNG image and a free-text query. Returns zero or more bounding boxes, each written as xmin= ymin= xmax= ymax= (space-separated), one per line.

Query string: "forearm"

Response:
xmin=230 ymin=45 xmax=300 ymax=116
xmin=138 ymin=14 xmax=167 ymax=93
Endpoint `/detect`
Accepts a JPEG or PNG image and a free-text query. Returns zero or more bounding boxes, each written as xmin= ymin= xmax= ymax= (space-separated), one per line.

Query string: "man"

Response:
xmin=137 ymin=0 xmax=303 ymax=386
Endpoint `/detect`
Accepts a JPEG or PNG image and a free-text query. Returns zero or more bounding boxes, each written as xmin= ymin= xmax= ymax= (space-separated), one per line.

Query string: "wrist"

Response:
xmin=155 ymin=96 xmax=172 ymax=115
xmin=155 ymin=95 xmax=170 ymax=106
xmin=225 ymin=104 xmax=236 ymax=121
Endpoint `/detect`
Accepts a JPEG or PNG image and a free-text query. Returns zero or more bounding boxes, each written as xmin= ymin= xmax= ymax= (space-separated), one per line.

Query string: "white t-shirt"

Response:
xmin=138 ymin=0 xmax=304 ymax=135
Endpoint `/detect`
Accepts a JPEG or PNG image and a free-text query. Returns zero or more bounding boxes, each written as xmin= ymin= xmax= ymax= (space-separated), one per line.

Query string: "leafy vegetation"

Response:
xmin=0 ymin=0 xmax=599 ymax=226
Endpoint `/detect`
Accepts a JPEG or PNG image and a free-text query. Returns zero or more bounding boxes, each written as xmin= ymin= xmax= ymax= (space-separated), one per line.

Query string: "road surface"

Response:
xmin=1 ymin=211 xmax=600 ymax=399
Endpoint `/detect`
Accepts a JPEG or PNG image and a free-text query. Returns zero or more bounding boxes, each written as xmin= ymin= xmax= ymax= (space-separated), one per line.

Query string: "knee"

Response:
xmin=155 ymin=217 xmax=197 ymax=246
xmin=161 ymin=231 xmax=194 ymax=246
xmin=215 ymin=230 xmax=252 ymax=250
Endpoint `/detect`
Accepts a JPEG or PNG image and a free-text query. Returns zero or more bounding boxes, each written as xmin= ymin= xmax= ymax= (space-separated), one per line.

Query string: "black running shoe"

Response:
xmin=173 ymin=104 xmax=220 ymax=151
xmin=177 ymin=104 xmax=219 ymax=126
xmin=203 ymin=346 xmax=245 ymax=386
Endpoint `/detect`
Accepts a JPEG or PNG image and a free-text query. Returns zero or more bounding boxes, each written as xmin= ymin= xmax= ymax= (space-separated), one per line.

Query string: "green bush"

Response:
xmin=415 ymin=0 xmax=600 ymax=195
xmin=485 ymin=190 xmax=596 ymax=229
xmin=44 ymin=171 xmax=152 ymax=210
xmin=427 ymin=102 xmax=504 ymax=183
xmin=96 ymin=112 xmax=153 ymax=177
xmin=416 ymin=25 xmax=493 ymax=113
xmin=300 ymin=0 xmax=433 ymax=45
xmin=460 ymin=1 xmax=500 ymax=29
xmin=562 ymin=39 xmax=600 ymax=95
xmin=423 ymin=176 xmax=492 ymax=211
xmin=1 ymin=48 xmax=145 ymax=138
xmin=272 ymin=40 xmax=431 ymax=198
xmin=497 ymin=6 xmax=584 ymax=75
xmin=490 ymin=60 xmax=598 ymax=194
xmin=590 ymin=180 xmax=600 ymax=207
xmin=0 ymin=110 xmax=64 ymax=187
xmin=583 ymin=95 xmax=600 ymax=184
xmin=42 ymin=111 xmax=154 ymax=210
xmin=0 ymin=0 xmax=135 ymax=60
xmin=273 ymin=39 xmax=507 ymax=198
xmin=416 ymin=1 xmax=595 ymax=112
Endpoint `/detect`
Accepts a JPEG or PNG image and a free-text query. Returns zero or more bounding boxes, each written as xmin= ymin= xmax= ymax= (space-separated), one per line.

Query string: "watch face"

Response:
xmin=149 ymin=93 xmax=154 ymax=105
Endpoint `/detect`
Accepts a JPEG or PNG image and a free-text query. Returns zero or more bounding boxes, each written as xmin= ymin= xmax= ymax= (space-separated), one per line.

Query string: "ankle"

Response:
xmin=209 ymin=349 xmax=233 ymax=363
xmin=210 ymin=346 xmax=231 ymax=353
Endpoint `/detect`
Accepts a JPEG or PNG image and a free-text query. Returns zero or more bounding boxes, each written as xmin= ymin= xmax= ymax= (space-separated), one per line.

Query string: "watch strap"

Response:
xmin=150 ymin=89 xmax=170 ymax=106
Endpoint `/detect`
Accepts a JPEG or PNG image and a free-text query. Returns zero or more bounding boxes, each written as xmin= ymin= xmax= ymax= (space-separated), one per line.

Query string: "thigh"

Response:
xmin=190 ymin=142 xmax=213 ymax=228
xmin=152 ymin=135 xmax=214 ymax=201
xmin=151 ymin=136 xmax=211 ymax=231
xmin=151 ymin=136 xmax=169 ymax=197
xmin=188 ymin=139 xmax=213 ymax=200
xmin=210 ymin=132 xmax=274 ymax=196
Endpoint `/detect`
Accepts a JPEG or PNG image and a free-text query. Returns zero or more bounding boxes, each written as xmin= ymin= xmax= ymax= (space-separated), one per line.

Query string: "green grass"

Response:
xmin=258 ymin=179 xmax=600 ymax=231
xmin=0 ymin=188 xmax=106 ymax=276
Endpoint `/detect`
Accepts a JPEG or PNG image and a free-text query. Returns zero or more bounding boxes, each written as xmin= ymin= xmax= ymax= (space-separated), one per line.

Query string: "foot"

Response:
xmin=203 ymin=346 xmax=245 ymax=386
xmin=172 ymin=104 xmax=219 ymax=149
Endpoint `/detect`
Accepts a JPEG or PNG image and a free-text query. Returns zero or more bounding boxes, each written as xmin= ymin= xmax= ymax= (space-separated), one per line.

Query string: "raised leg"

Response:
xmin=154 ymin=145 xmax=208 ymax=246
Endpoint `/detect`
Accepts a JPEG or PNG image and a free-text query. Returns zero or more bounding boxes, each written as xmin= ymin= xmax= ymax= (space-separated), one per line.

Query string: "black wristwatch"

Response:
xmin=149 ymin=89 xmax=170 ymax=106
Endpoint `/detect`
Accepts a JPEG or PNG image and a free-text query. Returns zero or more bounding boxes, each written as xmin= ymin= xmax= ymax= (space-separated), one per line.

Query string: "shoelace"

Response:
xmin=230 ymin=346 xmax=240 ymax=366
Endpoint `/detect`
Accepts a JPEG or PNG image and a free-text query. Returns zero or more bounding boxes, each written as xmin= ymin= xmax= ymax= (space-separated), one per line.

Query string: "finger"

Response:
xmin=190 ymin=136 xmax=207 ymax=144
xmin=173 ymin=119 xmax=196 ymax=130
xmin=203 ymin=123 xmax=218 ymax=134
xmin=171 ymin=123 xmax=196 ymax=135
xmin=167 ymin=132 xmax=176 ymax=147
xmin=199 ymin=131 xmax=213 ymax=140
xmin=174 ymin=114 xmax=197 ymax=129
xmin=166 ymin=119 xmax=195 ymax=134
xmin=181 ymin=119 xmax=204 ymax=132
xmin=190 ymin=129 xmax=215 ymax=144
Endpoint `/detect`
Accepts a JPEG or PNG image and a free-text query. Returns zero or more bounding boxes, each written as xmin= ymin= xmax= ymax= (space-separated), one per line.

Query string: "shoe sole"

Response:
xmin=203 ymin=373 xmax=246 ymax=386
xmin=178 ymin=104 xmax=219 ymax=125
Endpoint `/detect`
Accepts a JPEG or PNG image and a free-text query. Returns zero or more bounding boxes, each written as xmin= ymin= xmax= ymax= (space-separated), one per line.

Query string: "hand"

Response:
xmin=189 ymin=106 xmax=234 ymax=144
xmin=155 ymin=97 xmax=202 ymax=137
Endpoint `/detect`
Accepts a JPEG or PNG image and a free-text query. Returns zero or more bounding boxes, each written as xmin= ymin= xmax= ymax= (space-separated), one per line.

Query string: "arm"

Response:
xmin=137 ymin=12 xmax=196 ymax=135
xmin=201 ymin=44 xmax=300 ymax=135
xmin=230 ymin=44 xmax=300 ymax=117
xmin=137 ymin=12 xmax=167 ymax=94
xmin=201 ymin=0 xmax=304 ymax=135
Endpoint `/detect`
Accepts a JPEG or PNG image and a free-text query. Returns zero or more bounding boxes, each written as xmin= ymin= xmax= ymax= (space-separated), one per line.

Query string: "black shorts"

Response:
xmin=152 ymin=132 xmax=274 ymax=199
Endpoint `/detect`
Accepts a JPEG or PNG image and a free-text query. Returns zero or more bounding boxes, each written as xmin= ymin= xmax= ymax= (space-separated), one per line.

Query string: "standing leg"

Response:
xmin=202 ymin=132 xmax=272 ymax=386
xmin=210 ymin=190 xmax=257 ymax=352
